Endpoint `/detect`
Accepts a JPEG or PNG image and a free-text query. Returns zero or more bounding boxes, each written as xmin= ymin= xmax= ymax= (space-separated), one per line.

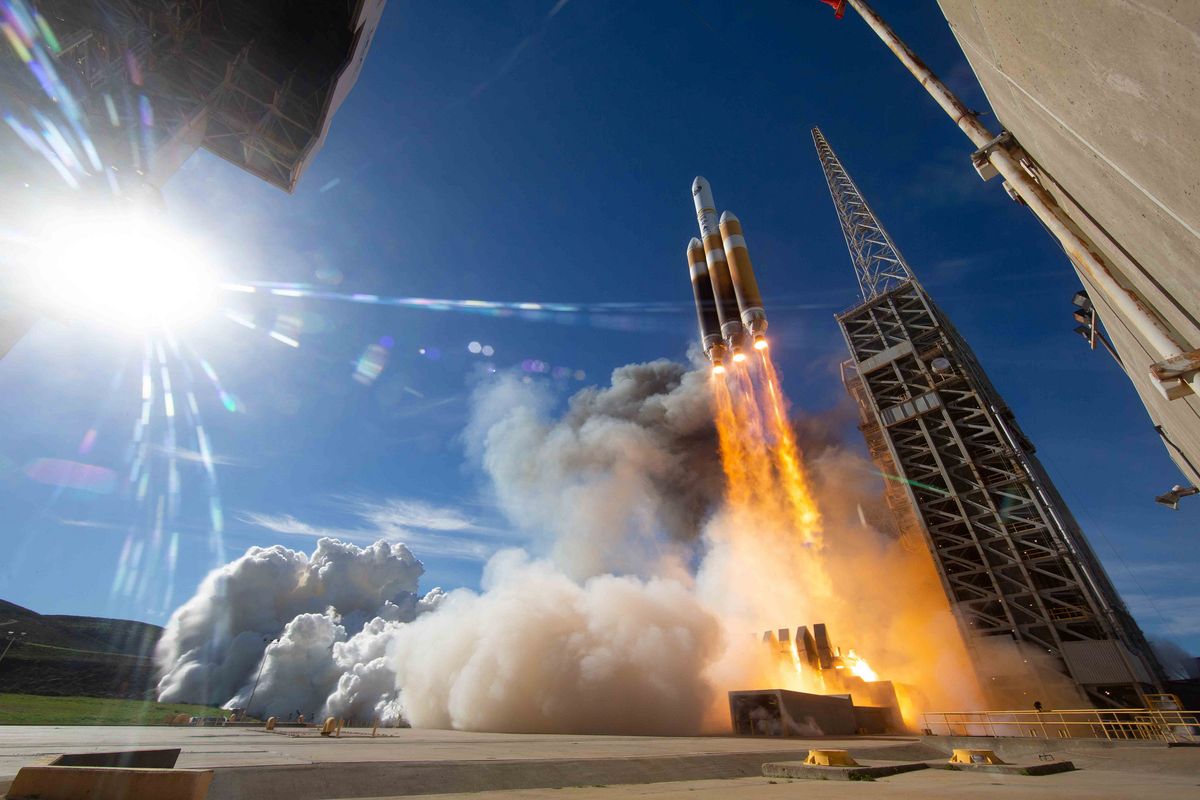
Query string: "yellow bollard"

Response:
xmin=320 ymin=716 xmax=337 ymax=736
xmin=804 ymin=750 xmax=860 ymax=767
xmin=372 ymin=718 xmax=379 ymax=738
xmin=950 ymin=748 xmax=1007 ymax=765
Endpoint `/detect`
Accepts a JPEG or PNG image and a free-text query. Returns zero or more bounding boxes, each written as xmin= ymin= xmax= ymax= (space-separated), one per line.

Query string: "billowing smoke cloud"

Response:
xmin=157 ymin=358 xmax=978 ymax=731
xmin=155 ymin=538 xmax=440 ymax=716
xmin=466 ymin=360 xmax=721 ymax=579
xmin=384 ymin=551 xmax=722 ymax=734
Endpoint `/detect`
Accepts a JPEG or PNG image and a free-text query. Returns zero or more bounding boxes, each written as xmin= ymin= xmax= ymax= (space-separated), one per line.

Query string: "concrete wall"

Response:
xmin=937 ymin=0 xmax=1200 ymax=489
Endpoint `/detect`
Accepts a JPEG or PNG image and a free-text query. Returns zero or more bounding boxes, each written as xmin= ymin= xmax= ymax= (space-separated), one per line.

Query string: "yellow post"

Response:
xmin=804 ymin=750 xmax=859 ymax=767
xmin=372 ymin=718 xmax=379 ymax=738
xmin=950 ymin=749 xmax=1007 ymax=765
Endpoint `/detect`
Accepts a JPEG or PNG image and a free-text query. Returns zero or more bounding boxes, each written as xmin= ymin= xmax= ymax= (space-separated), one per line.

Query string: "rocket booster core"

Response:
xmin=687 ymin=238 xmax=727 ymax=367
xmin=719 ymin=211 xmax=767 ymax=347
xmin=692 ymin=177 xmax=744 ymax=355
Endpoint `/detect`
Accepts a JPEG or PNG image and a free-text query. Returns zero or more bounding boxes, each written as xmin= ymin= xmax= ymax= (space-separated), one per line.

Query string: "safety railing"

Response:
xmin=921 ymin=708 xmax=1200 ymax=744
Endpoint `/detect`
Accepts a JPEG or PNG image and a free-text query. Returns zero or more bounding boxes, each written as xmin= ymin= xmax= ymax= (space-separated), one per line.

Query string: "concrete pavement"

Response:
xmin=1 ymin=726 xmax=1197 ymax=799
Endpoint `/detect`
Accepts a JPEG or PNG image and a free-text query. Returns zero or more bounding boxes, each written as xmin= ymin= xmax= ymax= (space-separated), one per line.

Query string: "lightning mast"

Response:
xmin=814 ymin=127 xmax=1162 ymax=708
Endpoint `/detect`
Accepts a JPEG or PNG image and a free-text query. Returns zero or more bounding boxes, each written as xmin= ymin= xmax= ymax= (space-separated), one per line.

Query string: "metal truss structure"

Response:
xmin=813 ymin=127 xmax=1163 ymax=708
xmin=813 ymin=128 xmax=914 ymax=302
xmin=9 ymin=0 xmax=380 ymax=192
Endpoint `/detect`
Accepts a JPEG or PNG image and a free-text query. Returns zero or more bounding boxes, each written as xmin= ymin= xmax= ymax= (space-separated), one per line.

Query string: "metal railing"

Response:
xmin=921 ymin=708 xmax=1200 ymax=744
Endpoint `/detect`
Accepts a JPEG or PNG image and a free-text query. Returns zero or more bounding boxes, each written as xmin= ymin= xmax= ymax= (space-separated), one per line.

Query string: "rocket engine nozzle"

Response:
xmin=709 ymin=341 xmax=729 ymax=375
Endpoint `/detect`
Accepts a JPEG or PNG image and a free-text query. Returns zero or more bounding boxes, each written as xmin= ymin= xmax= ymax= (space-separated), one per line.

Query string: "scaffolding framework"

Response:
xmin=814 ymin=127 xmax=1162 ymax=708
xmin=8 ymin=0 xmax=381 ymax=192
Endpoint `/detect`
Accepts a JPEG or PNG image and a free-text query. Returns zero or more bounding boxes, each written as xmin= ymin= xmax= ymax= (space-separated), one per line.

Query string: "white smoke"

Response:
xmin=384 ymin=551 xmax=722 ymax=734
xmin=155 ymin=538 xmax=440 ymax=718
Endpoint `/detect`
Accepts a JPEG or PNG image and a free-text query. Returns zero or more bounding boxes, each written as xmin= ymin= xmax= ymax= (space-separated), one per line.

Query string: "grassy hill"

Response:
xmin=0 ymin=600 xmax=163 ymax=700
xmin=0 ymin=694 xmax=232 ymax=726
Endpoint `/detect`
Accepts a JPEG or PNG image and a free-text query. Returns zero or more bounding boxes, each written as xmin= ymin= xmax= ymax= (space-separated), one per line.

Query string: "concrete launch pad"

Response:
xmin=1 ymin=726 xmax=1198 ymax=799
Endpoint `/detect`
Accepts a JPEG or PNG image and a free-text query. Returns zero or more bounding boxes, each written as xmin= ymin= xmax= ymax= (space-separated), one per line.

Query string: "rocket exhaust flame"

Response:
xmin=690 ymin=178 xmax=977 ymax=728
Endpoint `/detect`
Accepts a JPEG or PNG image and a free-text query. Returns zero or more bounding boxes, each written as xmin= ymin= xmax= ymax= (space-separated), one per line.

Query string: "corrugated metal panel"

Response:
xmin=1061 ymin=639 xmax=1152 ymax=685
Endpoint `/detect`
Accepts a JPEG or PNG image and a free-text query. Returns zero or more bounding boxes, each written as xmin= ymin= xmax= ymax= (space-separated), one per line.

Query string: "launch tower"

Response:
xmin=813 ymin=127 xmax=1162 ymax=709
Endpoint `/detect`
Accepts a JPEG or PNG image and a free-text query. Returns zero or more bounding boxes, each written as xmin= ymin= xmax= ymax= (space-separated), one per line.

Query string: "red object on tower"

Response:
xmin=819 ymin=0 xmax=846 ymax=19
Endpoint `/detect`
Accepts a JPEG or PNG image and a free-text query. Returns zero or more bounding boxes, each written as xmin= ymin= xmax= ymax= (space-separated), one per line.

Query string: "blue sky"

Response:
xmin=1 ymin=0 xmax=1196 ymax=652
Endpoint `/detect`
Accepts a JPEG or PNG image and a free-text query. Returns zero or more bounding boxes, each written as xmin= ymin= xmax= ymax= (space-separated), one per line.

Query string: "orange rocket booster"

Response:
xmin=688 ymin=238 xmax=728 ymax=371
xmin=719 ymin=211 xmax=768 ymax=350
xmin=692 ymin=177 xmax=746 ymax=362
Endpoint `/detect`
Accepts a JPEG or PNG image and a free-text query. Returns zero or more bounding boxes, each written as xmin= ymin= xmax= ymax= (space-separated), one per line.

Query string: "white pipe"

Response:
xmin=844 ymin=0 xmax=1189 ymax=370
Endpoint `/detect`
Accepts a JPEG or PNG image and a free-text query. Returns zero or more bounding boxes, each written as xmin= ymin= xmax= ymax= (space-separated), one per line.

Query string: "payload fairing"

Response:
xmin=688 ymin=177 xmax=768 ymax=372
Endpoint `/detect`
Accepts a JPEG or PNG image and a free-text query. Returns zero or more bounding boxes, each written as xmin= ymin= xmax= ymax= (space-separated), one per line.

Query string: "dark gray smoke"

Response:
xmin=467 ymin=360 xmax=722 ymax=579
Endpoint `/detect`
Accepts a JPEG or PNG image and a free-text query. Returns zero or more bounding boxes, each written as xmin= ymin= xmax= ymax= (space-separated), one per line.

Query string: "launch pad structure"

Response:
xmin=813 ymin=127 xmax=1163 ymax=710
xmin=3 ymin=0 xmax=384 ymax=193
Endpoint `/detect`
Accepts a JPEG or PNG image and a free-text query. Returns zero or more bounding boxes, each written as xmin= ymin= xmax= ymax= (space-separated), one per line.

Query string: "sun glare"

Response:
xmin=28 ymin=212 xmax=217 ymax=331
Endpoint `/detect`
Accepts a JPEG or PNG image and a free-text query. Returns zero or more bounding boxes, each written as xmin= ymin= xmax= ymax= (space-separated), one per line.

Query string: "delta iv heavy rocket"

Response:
xmin=688 ymin=177 xmax=768 ymax=373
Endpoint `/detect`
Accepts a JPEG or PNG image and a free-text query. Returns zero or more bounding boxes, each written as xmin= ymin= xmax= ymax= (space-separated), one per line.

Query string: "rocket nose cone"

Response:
xmin=719 ymin=211 xmax=738 ymax=224
xmin=692 ymin=176 xmax=707 ymax=195
xmin=687 ymin=237 xmax=702 ymax=251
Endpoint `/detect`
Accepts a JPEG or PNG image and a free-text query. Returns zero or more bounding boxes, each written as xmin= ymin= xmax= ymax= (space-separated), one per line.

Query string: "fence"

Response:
xmin=921 ymin=707 xmax=1200 ymax=744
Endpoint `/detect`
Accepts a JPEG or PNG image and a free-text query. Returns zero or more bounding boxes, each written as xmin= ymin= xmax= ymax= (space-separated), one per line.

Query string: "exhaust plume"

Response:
xmin=158 ymin=357 xmax=987 ymax=731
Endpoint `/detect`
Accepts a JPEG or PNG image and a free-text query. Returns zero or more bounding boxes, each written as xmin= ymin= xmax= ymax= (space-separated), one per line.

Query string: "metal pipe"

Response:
xmin=244 ymin=637 xmax=276 ymax=714
xmin=841 ymin=0 xmax=1192 ymax=384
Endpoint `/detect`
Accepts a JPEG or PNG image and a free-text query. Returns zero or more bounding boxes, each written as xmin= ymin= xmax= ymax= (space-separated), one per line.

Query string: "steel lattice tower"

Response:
xmin=813 ymin=127 xmax=1162 ymax=709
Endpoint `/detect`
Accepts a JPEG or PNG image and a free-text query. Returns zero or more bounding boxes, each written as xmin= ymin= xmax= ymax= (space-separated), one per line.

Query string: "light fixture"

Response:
xmin=1154 ymin=485 xmax=1199 ymax=510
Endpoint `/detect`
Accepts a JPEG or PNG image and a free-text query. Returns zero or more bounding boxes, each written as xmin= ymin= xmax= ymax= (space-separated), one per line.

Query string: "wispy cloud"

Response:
xmin=450 ymin=0 xmax=575 ymax=107
xmin=154 ymin=446 xmax=245 ymax=467
xmin=238 ymin=512 xmax=346 ymax=539
xmin=56 ymin=518 xmax=130 ymax=532
xmin=1124 ymin=594 xmax=1200 ymax=637
xmin=358 ymin=499 xmax=472 ymax=532
xmin=237 ymin=497 xmax=521 ymax=561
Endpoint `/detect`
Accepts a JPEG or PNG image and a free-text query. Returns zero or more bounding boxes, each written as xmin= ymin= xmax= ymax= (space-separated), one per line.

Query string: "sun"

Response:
xmin=26 ymin=210 xmax=217 ymax=331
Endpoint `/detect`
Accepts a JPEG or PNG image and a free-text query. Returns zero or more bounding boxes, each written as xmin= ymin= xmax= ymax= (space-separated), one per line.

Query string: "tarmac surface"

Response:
xmin=0 ymin=726 xmax=1197 ymax=799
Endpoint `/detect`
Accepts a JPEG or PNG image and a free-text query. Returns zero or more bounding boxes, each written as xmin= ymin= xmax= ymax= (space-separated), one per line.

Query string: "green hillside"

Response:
xmin=0 ymin=694 xmax=231 ymax=726
xmin=0 ymin=600 xmax=163 ymax=700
